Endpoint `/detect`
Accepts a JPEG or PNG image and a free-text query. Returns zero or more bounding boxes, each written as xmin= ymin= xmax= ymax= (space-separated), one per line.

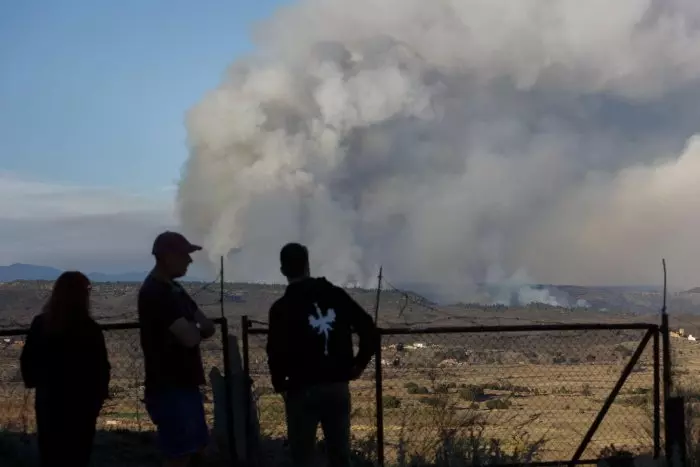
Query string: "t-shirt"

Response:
xmin=137 ymin=274 xmax=205 ymax=392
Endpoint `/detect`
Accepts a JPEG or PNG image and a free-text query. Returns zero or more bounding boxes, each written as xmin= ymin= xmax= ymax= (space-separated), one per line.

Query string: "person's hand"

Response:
xmin=193 ymin=309 xmax=216 ymax=339
xmin=197 ymin=322 xmax=216 ymax=339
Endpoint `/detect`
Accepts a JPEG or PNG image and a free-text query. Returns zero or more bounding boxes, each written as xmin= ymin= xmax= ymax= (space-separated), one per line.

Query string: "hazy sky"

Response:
xmin=0 ymin=0 xmax=290 ymax=273
xmin=177 ymin=0 xmax=700 ymax=292
xmin=4 ymin=0 xmax=700 ymax=292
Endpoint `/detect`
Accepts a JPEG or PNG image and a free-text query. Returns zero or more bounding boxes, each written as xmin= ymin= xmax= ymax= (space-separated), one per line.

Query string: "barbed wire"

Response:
xmin=382 ymin=278 xmax=442 ymax=319
xmin=187 ymin=267 xmax=222 ymax=298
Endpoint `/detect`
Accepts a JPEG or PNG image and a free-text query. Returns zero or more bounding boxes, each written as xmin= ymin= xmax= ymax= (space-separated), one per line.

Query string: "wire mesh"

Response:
xmin=0 ymin=324 xmax=228 ymax=466
xmin=245 ymin=325 xmax=660 ymax=466
xmin=0 ymin=320 xmax=664 ymax=466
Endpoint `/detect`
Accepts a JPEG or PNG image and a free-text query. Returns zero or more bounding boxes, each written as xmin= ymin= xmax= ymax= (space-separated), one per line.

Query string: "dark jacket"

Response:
xmin=20 ymin=314 xmax=111 ymax=416
xmin=266 ymin=277 xmax=378 ymax=392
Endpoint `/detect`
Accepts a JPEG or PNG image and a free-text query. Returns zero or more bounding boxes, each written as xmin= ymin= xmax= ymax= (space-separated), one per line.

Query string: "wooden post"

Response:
xmin=210 ymin=333 xmax=261 ymax=465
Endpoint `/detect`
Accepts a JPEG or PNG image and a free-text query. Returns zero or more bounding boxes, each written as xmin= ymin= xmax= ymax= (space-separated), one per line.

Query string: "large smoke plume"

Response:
xmin=177 ymin=0 xmax=700 ymax=303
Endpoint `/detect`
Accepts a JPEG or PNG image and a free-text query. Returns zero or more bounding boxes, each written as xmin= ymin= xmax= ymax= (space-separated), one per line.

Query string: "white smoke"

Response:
xmin=178 ymin=0 xmax=700 ymax=301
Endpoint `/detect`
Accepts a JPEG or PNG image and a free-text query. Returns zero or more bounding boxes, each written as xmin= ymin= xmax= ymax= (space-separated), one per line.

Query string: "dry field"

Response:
xmin=0 ymin=323 xmax=678 ymax=466
xmin=246 ymin=328 xmax=662 ymax=464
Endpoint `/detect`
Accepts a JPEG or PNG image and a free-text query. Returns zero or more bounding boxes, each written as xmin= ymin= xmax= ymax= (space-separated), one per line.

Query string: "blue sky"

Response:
xmin=0 ymin=0 xmax=291 ymax=272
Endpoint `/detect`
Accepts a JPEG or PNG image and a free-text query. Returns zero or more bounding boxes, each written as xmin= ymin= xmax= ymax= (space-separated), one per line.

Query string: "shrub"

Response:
xmin=483 ymin=380 xmax=533 ymax=393
xmin=419 ymin=396 xmax=442 ymax=408
xmin=623 ymin=394 xmax=651 ymax=408
xmin=350 ymin=432 xmax=378 ymax=466
xmin=485 ymin=399 xmax=511 ymax=410
xmin=614 ymin=345 xmax=633 ymax=357
xmin=458 ymin=385 xmax=485 ymax=401
xmin=407 ymin=384 xmax=430 ymax=395
xmin=552 ymin=355 xmax=566 ymax=364
xmin=598 ymin=444 xmax=635 ymax=467
xmin=398 ymin=427 xmax=545 ymax=467
xmin=434 ymin=383 xmax=450 ymax=394
xmin=383 ymin=395 xmax=401 ymax=409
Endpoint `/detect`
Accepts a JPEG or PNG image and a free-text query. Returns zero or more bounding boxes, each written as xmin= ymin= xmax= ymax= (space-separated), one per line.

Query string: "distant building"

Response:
xmin=1 ymin=337 xmax=24 ymax=348
xmin=406 ymin=342 xmax=426 ymax=349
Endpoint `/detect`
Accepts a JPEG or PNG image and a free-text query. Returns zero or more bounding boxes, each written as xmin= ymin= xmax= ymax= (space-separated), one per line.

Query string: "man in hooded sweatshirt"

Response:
xmin=266 ymin=242 xmax=378 ymax=467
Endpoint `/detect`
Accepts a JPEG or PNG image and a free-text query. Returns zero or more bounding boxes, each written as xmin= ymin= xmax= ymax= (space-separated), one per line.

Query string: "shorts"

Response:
xmin=144 ymin=387 xmax=210 ymax=459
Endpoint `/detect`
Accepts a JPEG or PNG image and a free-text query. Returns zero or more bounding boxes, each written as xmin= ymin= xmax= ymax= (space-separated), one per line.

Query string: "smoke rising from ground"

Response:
xmin=178 ymin=0 xmax=700 ymax=302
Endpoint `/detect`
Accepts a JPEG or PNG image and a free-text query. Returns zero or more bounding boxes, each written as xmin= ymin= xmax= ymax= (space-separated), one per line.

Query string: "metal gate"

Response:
xmin=242 ymin=318 xmax=664 ymax=466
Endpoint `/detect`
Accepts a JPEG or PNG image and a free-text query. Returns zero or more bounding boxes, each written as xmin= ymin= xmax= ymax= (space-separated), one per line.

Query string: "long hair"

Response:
xmin=42 ymin=271 xmax=92 ymax=334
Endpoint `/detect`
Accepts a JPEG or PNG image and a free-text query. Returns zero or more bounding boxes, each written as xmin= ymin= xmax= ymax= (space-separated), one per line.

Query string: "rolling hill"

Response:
xmin=0 ymin=263 xmax=202 ymax=283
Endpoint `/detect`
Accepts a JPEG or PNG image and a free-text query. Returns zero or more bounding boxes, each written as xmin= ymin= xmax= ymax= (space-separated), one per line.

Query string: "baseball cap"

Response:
xmin=151 ymin=231 xmax=202 ymax=257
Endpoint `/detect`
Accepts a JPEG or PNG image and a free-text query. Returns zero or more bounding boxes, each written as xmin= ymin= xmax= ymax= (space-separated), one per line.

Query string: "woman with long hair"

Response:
xmin=20 ymin=271 xmax=111 ymax=467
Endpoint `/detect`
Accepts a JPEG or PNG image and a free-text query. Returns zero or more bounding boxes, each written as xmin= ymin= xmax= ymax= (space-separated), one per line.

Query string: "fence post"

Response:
xmin=665 ymin=396 xmax=687 ymax=465
xmin=661 ymin=312 xmax=672 ymax=398
xmin=661 ymin=310 xmax=673 ymax=460
xmin=220 ymin=317 xmax=238 ymax=466
xmin=653 ymin=326 xmax=661 ymax=459
xmin=241 ymin=315 xmax=251 ymax=465
xmin=375 ymin=332 xmax=385 ymax=467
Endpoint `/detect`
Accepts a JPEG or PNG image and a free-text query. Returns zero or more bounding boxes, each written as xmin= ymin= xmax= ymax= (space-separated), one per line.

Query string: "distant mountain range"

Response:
xmin=0 ymin=263 xmax=204 ymax=283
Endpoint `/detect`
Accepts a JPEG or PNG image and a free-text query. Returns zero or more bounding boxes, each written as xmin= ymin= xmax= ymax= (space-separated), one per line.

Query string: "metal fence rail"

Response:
xmin=0 ymin=318 xmax=236 ymax=467
xmin=244 ymin=318 xmax=663 ymax=467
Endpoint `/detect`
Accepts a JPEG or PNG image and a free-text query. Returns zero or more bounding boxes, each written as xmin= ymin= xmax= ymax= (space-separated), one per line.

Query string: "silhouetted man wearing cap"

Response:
xmin=137 ymin=231 xmax=216 ymax=467
xmin=266 ymin=243 xmax=378 ymax=467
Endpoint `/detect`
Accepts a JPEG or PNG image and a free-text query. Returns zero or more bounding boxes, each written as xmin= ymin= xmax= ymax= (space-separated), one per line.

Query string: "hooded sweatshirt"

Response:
xmin=266 ymin=277 xmax=378 ymax=392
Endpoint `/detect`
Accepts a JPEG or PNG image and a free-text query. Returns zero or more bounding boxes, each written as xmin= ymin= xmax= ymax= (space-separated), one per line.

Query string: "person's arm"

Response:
xmin=266 ymin=302 xmax=289 ymax=393
xmin=144 ymin=286 xmax=202 ymax=348
xmin=179 ymin=291 xmax=215 ymax=340
xmin=192 ymin=308 xmax=216 ymax=339
xmin=19 ymin=316 xmax=42 ymax=389
xmin=94 ymin=326 xmax=111 ymax=404
xmin=168 ymin=316 xmax=202 ymax=348
xmin=336 ymin=288 xmax=378 ymax=376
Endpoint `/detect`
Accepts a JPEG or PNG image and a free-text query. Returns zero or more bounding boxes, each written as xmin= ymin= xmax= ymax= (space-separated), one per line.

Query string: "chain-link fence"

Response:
xmin=0 ymin=316 xmax=665 ymax=467
xmin=244 ymin=320 xmax=662 ymax=466
xmin=0 ymin=319 xmax=235 ymax=467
